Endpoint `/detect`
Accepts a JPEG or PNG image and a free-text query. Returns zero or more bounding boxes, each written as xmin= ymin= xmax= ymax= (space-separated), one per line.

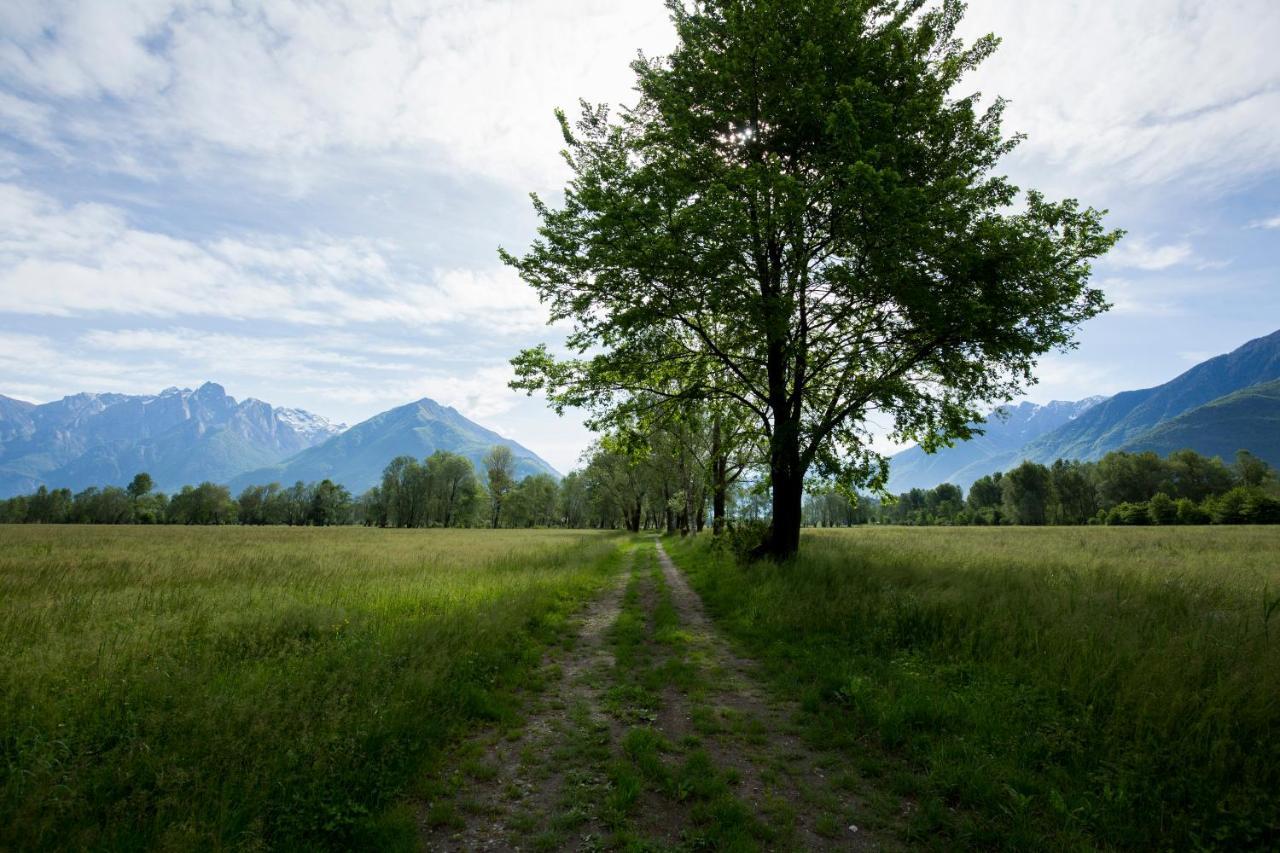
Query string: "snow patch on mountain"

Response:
xmin=274 ymin=407 xmax=347 ymax=442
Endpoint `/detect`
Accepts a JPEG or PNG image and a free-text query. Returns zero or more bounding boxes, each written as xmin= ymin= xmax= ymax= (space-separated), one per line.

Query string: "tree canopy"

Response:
xmin=505 ymin=0 xmax=1120 ymax=558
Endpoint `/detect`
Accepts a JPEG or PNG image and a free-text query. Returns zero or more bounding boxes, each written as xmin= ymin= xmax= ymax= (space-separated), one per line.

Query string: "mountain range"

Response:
xmin=0 ymin=385 xmax=557 ymax=498
xmin=7 ymin=327 xmax=1277 ymax=500
xmin=228 ymin=397 xmax=558 ymax=495
xmin=888 ymin=328 xmax=1280 ymax=492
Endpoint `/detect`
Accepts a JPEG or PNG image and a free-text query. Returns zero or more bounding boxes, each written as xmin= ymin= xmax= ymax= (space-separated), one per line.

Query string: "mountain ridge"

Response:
xmin=1020 ymin=328 xmax=1280 ymax=465
xmin=0 ymin=383 xmax=345 ymax=497
xmin=228 ymin=396 xmax=559 ymax=495
xmin=886 ymin=396 xmax=1106 ymax=492
xmin=887 ymin=327 xmax=1280 ymax=491
xmin=1118 ymin=378 xmax=1280 ymax=467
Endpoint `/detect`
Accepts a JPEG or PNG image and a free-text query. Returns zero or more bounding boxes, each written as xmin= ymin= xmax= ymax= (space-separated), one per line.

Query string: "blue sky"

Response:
xmin=1 ymin=0 xmax=1278 ymax=472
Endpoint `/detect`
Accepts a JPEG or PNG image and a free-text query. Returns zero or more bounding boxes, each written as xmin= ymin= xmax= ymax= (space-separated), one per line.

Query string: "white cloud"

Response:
xmin=0 ymin=0 xmax=675 ymax=190
xmin=958 ymin=0 xmax=1280 ymax=192
xmin=3 ymin=324 xmax=535 ymax=427
xmin=1248 ymin=214 xmax=1280 ymax=230
xmin=3 ymin=1 xmax=1275 ymax=195
xmin=0 ymin=182 xmax=549 ymax=330
xmin=1107 ymin=237 xmax=1194 ymax=271
xmin=1096 ymin=276 xmax=1185 ymax=317
xmin=77 ymin=327 xmax=528 ymax=420
xmin=1026 ymin=355 xmax=1127 ymax=403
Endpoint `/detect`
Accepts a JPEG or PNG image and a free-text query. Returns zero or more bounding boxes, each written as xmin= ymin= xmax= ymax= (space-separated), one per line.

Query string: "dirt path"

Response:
xmin=417 ymin=540 xmax=889 ymax=851
xmin=417 ymin=557 xmax=629 ymax=851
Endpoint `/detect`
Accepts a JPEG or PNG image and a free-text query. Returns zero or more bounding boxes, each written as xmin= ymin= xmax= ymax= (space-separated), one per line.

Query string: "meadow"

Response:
xmin=0 ymin=525 xmax=621 ymax=851
xmin=4 ymin=524 xmax=1278 ymax=851
xmin=668 ymin=527 xmax=1280 ymax=849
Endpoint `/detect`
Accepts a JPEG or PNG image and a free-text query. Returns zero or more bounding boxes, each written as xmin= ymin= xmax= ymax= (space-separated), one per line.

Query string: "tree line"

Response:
xmin=807 ymin=449 xmax=1280 ymax=527
xmin=4 ymin=441 xmax=1276 ymax=530
xmin=2 ymin=447 xmax=578 ymax=528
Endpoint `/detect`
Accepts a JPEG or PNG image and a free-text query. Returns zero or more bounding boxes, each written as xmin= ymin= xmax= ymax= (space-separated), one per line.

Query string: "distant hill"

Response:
xmin=229 ymin=397 xmax=559 ymax=495
xmin=887 ymin=397 xmax=1105 ymax=492
xmin=1119 ymin=378 xmax=1280 ymax=467
xmin=1021 ymin=328 xmax=1280 ymax=465
xmin=886 ymin=327 xmax=1280 ymax=491
xmin=0 ymin=384 xmax=344 ymax=497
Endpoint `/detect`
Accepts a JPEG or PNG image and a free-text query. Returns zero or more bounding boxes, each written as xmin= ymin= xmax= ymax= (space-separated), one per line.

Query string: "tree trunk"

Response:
xmin=711 ymin=417 xmax=727 ymax=535
xmin=757 ymin=415 xmax=804 ymax=560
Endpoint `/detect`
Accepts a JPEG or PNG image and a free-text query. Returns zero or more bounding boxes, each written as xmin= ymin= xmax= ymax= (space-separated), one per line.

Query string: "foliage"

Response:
xmin=865 ymin=448 xmax=1278 ymax=527
xmin=505 ymin=0 xmax=1119 ymax=558
xmin=483 ymin=445 xmax=517 ymax=528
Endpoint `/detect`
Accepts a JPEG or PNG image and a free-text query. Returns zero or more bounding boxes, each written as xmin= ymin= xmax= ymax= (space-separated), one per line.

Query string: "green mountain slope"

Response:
xmin=229 ymin=398 xmax=559 ymax=494
xmin=1022 ymin=328 xmax=1280 ymax=463
xmin=1119 ymin=379 xmax=1280 ymax=467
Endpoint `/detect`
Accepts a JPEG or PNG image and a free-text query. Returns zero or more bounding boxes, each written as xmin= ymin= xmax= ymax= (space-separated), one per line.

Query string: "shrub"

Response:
xmin=1148 ymin=492 xmax=1177 ymax=525
xmin=1107 ymin=502 xmax=1151 ymax=526
xmin=1243 ymin=492 xmax=1280 ymax=524
xmin=1174 ymin=498 xmax=1210 ymax=525
xmin=1210 ymin=488 xmax=1250 ymax=525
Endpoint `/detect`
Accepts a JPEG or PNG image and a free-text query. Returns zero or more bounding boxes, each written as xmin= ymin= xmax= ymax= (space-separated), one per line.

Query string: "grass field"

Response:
xmin=668 ymin=527 xmax=1280 ymax=849
xmin=5 ymin=525 xmax=1278 ymax=850
xmin=0 ymin=526 xmax=622 ymax=851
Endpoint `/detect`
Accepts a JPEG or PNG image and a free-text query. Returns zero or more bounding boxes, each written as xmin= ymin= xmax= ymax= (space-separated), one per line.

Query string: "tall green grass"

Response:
xmin=0 ymin=525 xmax=621 ymax=851
xmin=668 ymin=527 xmax=1280 ymax=849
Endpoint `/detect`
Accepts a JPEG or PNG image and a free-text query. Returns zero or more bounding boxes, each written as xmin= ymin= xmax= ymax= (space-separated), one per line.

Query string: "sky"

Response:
xmin=1 ymin=0 xmax=1278 ymax=473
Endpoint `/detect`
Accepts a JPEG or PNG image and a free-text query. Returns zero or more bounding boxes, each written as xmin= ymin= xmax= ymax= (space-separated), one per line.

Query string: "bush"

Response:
xmin=1148 ymin=492 xmax=1177 ymax=525
xmin=715 ymin=519 xmax=770 ymax=561
xmin=1211 ymin=488 xmax=1251 ymax=525
xmin=1243 ymin=492 xmax=1280 ymax=524
xmin=1107 ymin=502 xmax=1150 ymax=526
xmin=1174 ymin=498 xmax=1210 ymax=525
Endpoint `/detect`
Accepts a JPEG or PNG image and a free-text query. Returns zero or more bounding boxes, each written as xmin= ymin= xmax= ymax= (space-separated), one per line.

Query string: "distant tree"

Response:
xmin=582 ymin=443 xmax=646 ymax=531
xmin=967 ymin=473 xmax=1004 ymax=524
xmin=381 ymin=456 xmax=426 ymax=528
xmin=133 ymin=491 xmax=168 ymax=524
xmin=237 ymin=484 xmax=270 ymax=525
xmin=506 ymin=473 xmax=560 ymax=527
xmin=1243 ymin=491 xmax=1280 ymax=524
xmin=1107 ymin=501 xmax=1151 ymax=526
xmin=1164 ymin=449 xmax=1235 ymax=503
xmin=309 ymin=479 xmax=352 ymax=526
xmin=424 ymin=451 xmax=479 ymax=527
xmin=1095 ymin=452 xmax=1169 ymax=507
xmin=70 ymin=486 xmax=133 ymax=524
xmin=483 ymin=446 xmax=517 ymax=528
xmin=559 ymin=471 xmax=590 ymax=528
xmin=1235 ymin=450 xmax=1273 ymax=488
xmin=1050 ymin=459 xmax=1097 ymax=524
xmin=1175 ymin=497 xmax=1210 ymax=525
xmin=1209 ymin=488 xmax=1250 ymax=525
xmin=168 ymin=482 xmax=237 ymax=525
xmin=127 ymin=473 xmax=154 ymax=499
xmin=26 ymin=486 xmax=72 ymax=524
xmin=0 ymin=495 xmax=29 ymax=523
xmin=358 ymin=486 xmax=389 ymax=528
xmin=1002 ymin=461 xmax=1052 ymax=525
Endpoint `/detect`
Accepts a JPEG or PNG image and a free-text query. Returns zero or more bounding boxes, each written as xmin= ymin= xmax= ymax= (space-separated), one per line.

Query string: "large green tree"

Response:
xmin=506 ymin=0 xmax=1119 ymax=558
